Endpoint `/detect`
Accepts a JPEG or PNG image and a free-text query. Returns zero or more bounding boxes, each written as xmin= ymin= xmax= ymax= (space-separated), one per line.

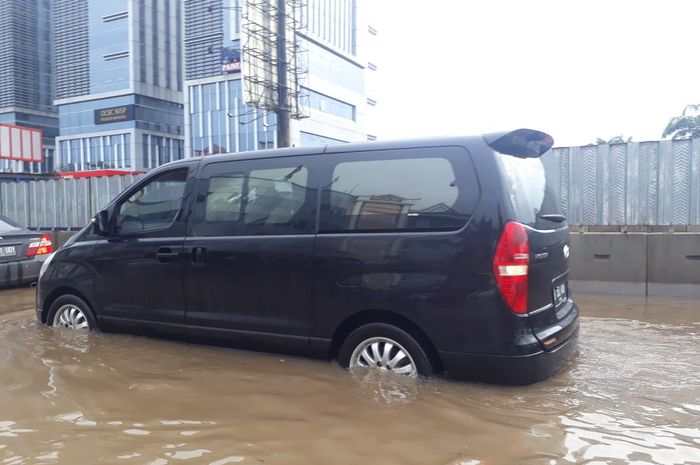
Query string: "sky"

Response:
xmin=371 ymin=0 xmax=700 ymax=147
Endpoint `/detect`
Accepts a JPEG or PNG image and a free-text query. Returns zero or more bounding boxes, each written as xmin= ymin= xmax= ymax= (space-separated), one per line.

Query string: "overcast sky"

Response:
xmin=372 ymin=0 xmax=700 ymax=147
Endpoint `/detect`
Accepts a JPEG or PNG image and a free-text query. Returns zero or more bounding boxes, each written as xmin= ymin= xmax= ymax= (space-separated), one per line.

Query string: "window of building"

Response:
xmin=300 ymin=132 xmax=347 ymax=146
xmin=189 ymin=80 xmax=276 ymax=157
xmin=124 ymin=134 xmax=132 ymax=167
xmin=223 ymin=0 xmax=242 ymax=41
xmin=320 ymin=153 xmax=471 ymax=232
xmin=302 ymin=88 xmax=355 ymax=121
xmin=195 ymin=162 xmax=313 ymax=236
xmin=152 ymin=2 xmax=159 ymax=86
xmin=306 ymin=0 xmax=356 ymax=55
xmin=103 ymin=51 xmax=129 ymax=60
xmin=102 ymin=11 xmax=128 ymax=22
xmin=89 ymin=137 xmax=101 ymax=168
xmin=89 ymin=1 xmax=129 ymax=93
xmin=116 ymin=169 xmax=188 ymax=235
xmin=139 ymin=0 xmax=147 ymax=83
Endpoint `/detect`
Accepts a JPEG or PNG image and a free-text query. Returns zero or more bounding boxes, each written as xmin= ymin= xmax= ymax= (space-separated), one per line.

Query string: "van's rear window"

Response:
xmin=320 ymin=152 xmax=476 ymax=233
xmin=497 ymin=153 xmax=563 ymax=229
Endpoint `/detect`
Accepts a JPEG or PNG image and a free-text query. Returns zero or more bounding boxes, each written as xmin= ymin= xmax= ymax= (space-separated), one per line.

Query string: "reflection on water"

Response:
xmin=0 ymin=292 xmax=699 ymax=464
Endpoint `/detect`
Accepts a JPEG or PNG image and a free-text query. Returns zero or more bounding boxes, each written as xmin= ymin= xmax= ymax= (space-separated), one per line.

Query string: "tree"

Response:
xmin=662 ymin=104 xmax=700 ymax=140
xmin=595 ymin=135 xmax=632 ymax=145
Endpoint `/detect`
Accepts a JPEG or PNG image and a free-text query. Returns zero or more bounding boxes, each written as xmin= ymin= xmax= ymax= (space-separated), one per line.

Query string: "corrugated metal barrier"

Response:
xmin=542 ymin=139 xmax=700 ymax=225
xmin=2 ymin=138 xmax=700 ymax=228
xmin=0 ymin=175 xmax=143 ymax=229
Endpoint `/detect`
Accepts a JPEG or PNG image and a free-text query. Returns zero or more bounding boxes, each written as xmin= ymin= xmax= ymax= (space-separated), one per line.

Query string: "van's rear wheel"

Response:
xmin=338 ymin=323 xmax=433 ymax=377
xmin=48 ymin=295 xmax=97 ymax=331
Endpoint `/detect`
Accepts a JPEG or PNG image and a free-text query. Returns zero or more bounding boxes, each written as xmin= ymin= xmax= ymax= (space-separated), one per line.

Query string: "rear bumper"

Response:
xmin=439 ymin=324 xmax=580 ymax=385
xmin=0 ymin=258 xmax=43 ymax=288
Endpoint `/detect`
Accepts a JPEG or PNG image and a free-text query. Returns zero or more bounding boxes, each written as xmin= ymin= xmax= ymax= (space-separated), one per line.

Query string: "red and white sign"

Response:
xmin=0 ymin=123 xmax=43 ymax=163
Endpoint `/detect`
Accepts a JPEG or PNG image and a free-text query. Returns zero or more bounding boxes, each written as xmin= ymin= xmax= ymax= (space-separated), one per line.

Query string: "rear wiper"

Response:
xmin=539 ymin=214 xmax=567 ymax=222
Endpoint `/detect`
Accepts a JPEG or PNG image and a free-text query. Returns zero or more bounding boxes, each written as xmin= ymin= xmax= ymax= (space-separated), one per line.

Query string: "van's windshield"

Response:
xmin=497 ymin=153 xmax=563 ymax=230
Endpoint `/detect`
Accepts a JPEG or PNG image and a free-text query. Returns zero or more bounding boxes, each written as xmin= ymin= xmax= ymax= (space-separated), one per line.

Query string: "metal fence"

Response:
xmin=1 ymin=138 xmax=700 ymax=228
xmin=0 ymin=175 xmax=143 ymax=229
xmin=542 ymin=139 xmax=700 ymax=225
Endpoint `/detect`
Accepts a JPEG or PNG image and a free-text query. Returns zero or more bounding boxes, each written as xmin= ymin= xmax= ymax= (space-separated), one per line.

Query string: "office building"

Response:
xmin=184 ymin=0 xmax=378 ymax=157
xmin=53 ymin=0 xmax=184 ymax=174
xmin=0 ymin=0 xmax=57 ymax=174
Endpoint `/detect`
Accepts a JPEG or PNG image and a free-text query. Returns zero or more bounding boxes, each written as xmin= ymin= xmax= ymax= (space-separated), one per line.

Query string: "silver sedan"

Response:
xmin=0 ymin=214 xmax=53 ymax=288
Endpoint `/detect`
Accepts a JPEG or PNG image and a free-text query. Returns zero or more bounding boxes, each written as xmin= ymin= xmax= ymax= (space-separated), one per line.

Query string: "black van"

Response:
xmin=36 ymin=129 xmax=579 ymax=384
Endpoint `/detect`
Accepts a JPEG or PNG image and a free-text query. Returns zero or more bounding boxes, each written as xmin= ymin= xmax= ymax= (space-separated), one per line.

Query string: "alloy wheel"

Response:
xmin=349 ymin=336 xmax=417 ymax=377
xmin=52 ymin=304 xmax=90 ymax=330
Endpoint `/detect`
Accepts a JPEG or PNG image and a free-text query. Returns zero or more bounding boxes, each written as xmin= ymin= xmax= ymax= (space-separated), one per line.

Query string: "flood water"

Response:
xmin=1 ymin=288 xmax=699 ymax=465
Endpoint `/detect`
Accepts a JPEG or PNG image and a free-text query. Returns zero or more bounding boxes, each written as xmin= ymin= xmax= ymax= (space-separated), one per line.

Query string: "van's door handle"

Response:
xmin=156 ymin=247 xmax=179 ymax=263
xmin=192 ymin=246 xmax=207 ymax=264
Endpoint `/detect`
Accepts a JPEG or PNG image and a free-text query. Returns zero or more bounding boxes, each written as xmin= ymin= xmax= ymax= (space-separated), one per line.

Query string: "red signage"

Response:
xmin=0 ymin=123 xmax=43 ymax=162
xmin=59 ymin=169 xmax=144 ymax=179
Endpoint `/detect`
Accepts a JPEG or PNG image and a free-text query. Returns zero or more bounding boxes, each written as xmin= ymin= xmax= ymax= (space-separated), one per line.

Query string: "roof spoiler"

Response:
xmin=483 ymin=129 xmax=554 ymax=158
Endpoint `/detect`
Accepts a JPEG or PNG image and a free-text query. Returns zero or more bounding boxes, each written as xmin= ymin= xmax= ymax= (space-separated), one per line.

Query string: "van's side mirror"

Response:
xmin=93 ymin=210 xmax=111 ymax=236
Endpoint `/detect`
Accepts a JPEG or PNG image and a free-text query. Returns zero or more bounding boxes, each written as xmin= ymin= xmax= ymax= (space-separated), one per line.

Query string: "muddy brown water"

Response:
xmin=1 ymin=288 xmax=699 ymax=465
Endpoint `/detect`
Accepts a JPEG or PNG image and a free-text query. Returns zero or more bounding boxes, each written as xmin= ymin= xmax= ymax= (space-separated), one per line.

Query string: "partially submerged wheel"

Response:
xmin=350 ymin=336 xmax=418 ymax=376
xmin=338 ymin=323 xmax=433 ymax=378
xmin=48 ymin=295 xmax=97 ymax=331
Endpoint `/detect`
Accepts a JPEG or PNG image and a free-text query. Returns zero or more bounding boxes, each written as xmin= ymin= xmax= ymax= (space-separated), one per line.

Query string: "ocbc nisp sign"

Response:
xmin=94 ymin=105 xmax=135 ymax=125
xmin=0 ymin=123 xmax=43 ymax=163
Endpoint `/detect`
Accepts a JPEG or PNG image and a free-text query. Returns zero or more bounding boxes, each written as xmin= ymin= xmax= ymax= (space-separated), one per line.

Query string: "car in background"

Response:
xmin=0 ymin=214 xmax=53 ymax=287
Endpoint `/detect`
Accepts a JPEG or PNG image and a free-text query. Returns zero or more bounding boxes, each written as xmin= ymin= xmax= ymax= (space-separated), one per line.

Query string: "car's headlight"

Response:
xmin=39 ymin=252 xmax=55 ymax=280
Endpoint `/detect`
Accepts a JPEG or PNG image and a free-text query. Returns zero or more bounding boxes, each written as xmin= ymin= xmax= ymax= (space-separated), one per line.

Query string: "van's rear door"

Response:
xmin=488 ymin=130 xmax=579 ymax=350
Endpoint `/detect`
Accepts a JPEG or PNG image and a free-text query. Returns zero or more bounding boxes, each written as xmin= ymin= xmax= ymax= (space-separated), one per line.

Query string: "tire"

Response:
xmin=47 ymin=294 xmax=99 ymax=332
xmin=338 ymin=322 xmax=433 ymax=377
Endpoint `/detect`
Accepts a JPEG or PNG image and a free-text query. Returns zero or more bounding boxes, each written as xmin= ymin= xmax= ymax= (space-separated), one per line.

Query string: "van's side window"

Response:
xmin=195 ymin=162 xmax=314 ymax=236
xmin=115 ymin=168 xmax=188 ymax=235
xmin=321 ymin=153 xmax=471 ymax=232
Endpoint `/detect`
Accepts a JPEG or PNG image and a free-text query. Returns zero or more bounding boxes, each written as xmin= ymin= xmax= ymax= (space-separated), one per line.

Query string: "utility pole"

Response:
xmin=275 ymin=0 xmax=290 ymax=148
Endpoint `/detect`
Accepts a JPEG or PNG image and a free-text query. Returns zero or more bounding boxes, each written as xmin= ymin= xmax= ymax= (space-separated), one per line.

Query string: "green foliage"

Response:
xmin=594 ymin=135 xmax=633 ymax=145
xmin=662 ymin=104 xmax=700 ymax=140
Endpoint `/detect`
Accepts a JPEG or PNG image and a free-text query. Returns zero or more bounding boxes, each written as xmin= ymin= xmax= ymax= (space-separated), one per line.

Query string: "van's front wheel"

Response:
xmin=338 ymin=323 xmax=433 ymax=377
xmin=48 ymin=295 xmax=98 ymax=331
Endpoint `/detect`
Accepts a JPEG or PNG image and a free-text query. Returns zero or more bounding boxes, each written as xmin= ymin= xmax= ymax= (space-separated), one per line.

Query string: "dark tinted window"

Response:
xmin=116 ymin=169 xmax=188 ymax=234
xmin=321 ymin=148 xmax=476 ymax=232
xmin=497 ymin=154 xmax=562 ymax=229
xmin=204 ymin=174 xmax=245 ymax=223
xmin=195 ymin=162 xmax=314 ymax=236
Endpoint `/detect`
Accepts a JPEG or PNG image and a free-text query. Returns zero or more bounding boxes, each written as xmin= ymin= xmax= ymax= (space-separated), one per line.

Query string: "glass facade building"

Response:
xmin=0 ymin=0 xmax=57 ymax=174
xmin=190 ymin=80 xmax=276 ymax=156
xmin=184 ymin=0 xmax=376 ymax=158
xmin=88 ymin=2 xmax=130 ymax=95
xmin=54 ymin=0 xmax=184 ymax=173
xmin=306 ymin=0 xmax=357 ymax=55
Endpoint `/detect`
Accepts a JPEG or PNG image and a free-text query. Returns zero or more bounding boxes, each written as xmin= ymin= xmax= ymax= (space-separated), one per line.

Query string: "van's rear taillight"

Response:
xmin=26 ymin=234 xmax=53 ymax=257
xmin=493 ymin=221 xmax=529 ymax=314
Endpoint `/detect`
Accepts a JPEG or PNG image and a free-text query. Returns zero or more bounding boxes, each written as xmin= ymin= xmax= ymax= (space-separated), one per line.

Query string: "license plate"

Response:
xmin=553 ymin=282 xmax=567 ymax=307
xmin=0 ymin=246 xmax=16 ymax=257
